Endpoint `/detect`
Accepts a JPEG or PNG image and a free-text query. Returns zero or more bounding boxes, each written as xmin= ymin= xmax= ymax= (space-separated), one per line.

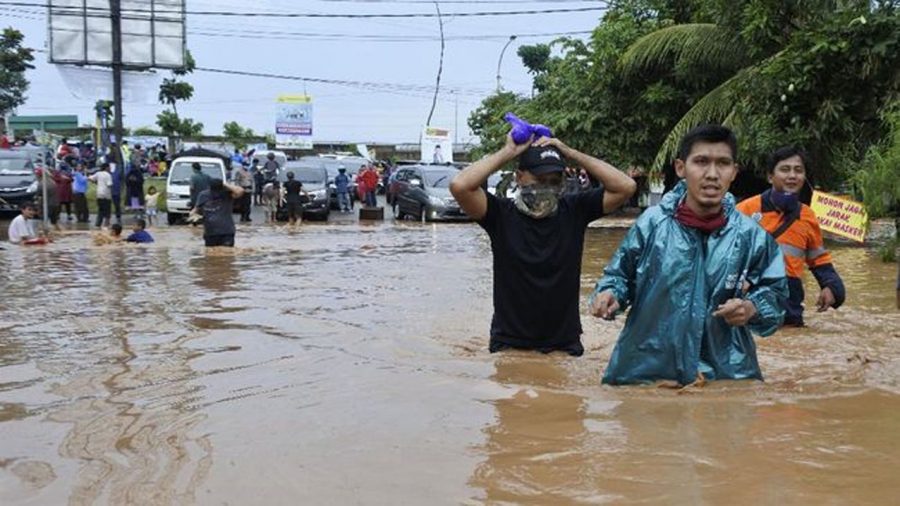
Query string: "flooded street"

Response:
xmin=1 ymin=211 xmax=899 ymax=505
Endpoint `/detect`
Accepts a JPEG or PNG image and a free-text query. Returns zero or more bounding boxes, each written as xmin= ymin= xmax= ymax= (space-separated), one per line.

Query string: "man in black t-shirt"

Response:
xmin=450 ymin=135 xmax=636 ymax=355
xmin=283 ymin=171 xmax=306 ymax=225
xmin=191 ymin=178 xmax=245 ymax=247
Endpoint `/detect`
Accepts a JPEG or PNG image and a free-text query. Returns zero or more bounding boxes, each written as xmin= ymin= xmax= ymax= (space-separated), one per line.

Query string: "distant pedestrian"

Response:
xmin=191 ymin=179 xmax=245 ymax=247
xmin=126 ymin=164 xmax=145 ymax=211
xmin=233 ymin=162 xmax=254 ymax=222
xmin=359 ymin=164 xmax=379 ymax=207
xmin=334 ymin=166 xmax=351 ymax=212
xmin=36 ymin=169 xmax=61 ymax=230
xmin=252 ymin=158 xmax=264 ymax=206
xmin=144 ymin=186 xmax=160 ymax=226
xmin=125 ymin=218 xmax=154 ymax=243
xmin=110 ymin=160 xmax=124 ymax=223
xmin=263 ymin=153 xmax=280 ymax=183
xmin=90 ymin=163 xmax=114 ymax=228
xmin=283 ymin=171 xmax=306 ymax=225
xmin=262 ymin=181 xmax=282 ymax=223
xmin=72 ymin=163 xmax=90 ymax=223
xmin=231 ymin=148 xmax=244 ymax=166
xmin=54 ymin=167 xmax=74 ymax=221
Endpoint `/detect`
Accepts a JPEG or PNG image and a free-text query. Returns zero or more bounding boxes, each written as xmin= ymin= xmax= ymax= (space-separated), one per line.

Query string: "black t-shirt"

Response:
xmin=284 ymin=180 xmax=304 ymax=203
xmin=477 ymin=188 xmax=605 ymax=355
xmin=196 ymin=189 xmax=235 ymax=237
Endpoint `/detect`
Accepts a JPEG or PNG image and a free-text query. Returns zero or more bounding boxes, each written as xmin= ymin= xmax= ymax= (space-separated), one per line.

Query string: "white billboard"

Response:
xmin=48 ymin=0 xmax=185 ymax=69
xmin=421 ymin=126 xmax=453 ymax=164
xmin=275 ymin=95 xmax=314 ymax=150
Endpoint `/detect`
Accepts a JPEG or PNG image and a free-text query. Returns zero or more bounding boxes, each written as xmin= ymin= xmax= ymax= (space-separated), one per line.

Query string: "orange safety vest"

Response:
xmin=736 ymin=194 xmax=832 ymax=278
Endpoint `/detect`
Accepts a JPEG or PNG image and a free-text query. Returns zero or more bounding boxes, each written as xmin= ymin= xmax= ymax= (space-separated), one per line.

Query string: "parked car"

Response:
xmin=391 ymin=165 xmax=469 ymax=222
xmin=298 ymin=156 xmax=363 ymax=210
xmin=0 ymin=151 xmax=37 ymax=214
xmin=165 ymin=154 xmax=227 ymax=225
xmin=10 ymin=145 xmax=54 ymax=170
xmin=279 ymin=162 xmax=331 ymax=221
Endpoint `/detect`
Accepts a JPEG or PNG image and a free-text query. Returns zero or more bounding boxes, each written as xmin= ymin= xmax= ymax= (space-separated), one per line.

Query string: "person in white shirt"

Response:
xmin=89 ymin=162 xmax=114 ymax=228
xmin=7 ymin=202 xmax=42 ymax=244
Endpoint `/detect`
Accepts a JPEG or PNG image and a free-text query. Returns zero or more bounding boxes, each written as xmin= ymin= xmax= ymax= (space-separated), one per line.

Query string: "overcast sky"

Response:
xmin=3 ymin=0 xmax=607 ymax=144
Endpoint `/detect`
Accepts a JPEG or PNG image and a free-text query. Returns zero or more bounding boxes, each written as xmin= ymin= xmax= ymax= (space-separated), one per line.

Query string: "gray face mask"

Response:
xmin=515 ymin=182 xmax=563 ymax=219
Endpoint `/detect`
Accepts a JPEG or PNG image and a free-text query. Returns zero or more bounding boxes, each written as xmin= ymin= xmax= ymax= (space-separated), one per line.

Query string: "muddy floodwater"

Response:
xmin=1 ymin=214 xmax=899 ymax=505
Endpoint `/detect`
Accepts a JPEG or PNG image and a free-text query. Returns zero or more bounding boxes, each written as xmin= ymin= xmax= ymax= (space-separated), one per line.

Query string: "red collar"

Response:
xmin=675 ymin=201 xmax=727 ymax=234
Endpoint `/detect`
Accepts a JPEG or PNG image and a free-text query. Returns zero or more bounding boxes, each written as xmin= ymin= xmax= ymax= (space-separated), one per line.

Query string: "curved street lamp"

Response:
xmin=496 ymin=35 xmax=517 ymax=93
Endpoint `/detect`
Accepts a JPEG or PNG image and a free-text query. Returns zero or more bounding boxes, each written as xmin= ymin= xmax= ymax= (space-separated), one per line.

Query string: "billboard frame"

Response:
xmin=48 ymin=0 xmax=186 ymax=70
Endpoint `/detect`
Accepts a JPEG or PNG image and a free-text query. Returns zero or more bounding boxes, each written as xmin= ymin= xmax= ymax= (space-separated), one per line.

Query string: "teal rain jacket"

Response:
xmin=594 ymin=181 xmax=788 ymax=385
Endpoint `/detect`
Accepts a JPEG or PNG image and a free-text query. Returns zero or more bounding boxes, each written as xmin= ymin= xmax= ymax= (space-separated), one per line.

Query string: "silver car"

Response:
xmin=391 ymin=165 xmax=469 ymax=222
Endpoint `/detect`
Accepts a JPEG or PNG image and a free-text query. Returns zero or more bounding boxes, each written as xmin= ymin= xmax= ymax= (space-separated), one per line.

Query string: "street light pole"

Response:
xmin=495 ymin=35 xmax=517 ymax=93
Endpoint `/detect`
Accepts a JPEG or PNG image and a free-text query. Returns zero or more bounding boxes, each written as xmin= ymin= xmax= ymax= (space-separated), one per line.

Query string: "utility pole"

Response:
xmin=453 ymin=90 xmax=458 ymax=145
xmin=110 ymin=0 xmax=125 ymax=171
xmin=496 ymin=35 xmax=517 ymax=93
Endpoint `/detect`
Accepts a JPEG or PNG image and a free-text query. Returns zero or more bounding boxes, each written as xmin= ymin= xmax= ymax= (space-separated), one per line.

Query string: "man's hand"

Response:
xmin=712 ymin=299 xmax=757 ymax=326
xmin=532 ymin=136 xmax=574 ymax=158
xmin=816 ymin=287 xmax=836 ymax=312
xmin=591 ymin=290 xmax=620 ymax=320
xmin=500 ymin=132 xmax=533 ymax=161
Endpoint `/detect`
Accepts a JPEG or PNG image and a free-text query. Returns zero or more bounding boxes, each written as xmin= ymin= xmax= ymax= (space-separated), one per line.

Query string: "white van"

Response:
xmin=165 ymin=156 xmax=226 ymax=225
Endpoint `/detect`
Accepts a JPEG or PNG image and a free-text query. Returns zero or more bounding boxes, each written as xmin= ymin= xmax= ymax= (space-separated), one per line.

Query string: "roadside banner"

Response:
xmin=421 ymin=126 xmax=452 ymax=164
xmin=810 ymin=190 xmax=868 ymax=243
xmin=276 ymin=95 xmax=313 ymax=149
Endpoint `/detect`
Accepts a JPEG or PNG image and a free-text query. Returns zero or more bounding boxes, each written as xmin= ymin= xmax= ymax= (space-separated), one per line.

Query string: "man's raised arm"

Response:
xmin=450 ymin=134 xmax=530 ymax=221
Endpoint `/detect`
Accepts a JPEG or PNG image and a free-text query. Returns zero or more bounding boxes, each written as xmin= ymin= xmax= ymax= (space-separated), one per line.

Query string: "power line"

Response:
xmin=193 ymin=66 xmax=493 ymax=96
xmin=1 ymin=1 xmax=608 ymax=18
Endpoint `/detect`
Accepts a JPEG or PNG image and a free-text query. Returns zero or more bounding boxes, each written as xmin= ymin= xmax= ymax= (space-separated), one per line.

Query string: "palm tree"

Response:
xmin=618 ymin=1 xmax=869 ymax=171
xmin=618 ymin=22 xmax=775 ymax=171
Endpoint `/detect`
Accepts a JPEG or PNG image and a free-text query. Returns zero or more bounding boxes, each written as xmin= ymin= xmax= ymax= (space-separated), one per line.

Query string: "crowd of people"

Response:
xmin=6 ymin=126 xmax=898 ymax=381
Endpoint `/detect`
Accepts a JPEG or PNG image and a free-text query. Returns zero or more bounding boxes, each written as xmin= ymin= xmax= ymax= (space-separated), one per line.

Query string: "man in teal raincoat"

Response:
xmin=591 ymin=125 xmax=788 ymax=386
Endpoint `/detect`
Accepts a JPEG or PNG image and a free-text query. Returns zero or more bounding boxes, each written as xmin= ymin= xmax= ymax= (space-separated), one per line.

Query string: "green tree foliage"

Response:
xmin=0 ymin=28 xmax=34 ymax=116
xmin=222 ymin=121 xmax=255 ymax=149
xmin=468 ymin=0 xmax=900 ymax=192
xmin=467 ymin=91 xmax=524 ymax=159
xmin=133 ymin=126 xmax=163 ymax=136
xmin=156 ymin=110 xmax=203 ymax=138
xmin=618 ymin=1 xmax=900 ymax=182
xmin=852 ymin=105 xmax=900 ymax=219
xmin=156 ymin=50 xmax=201 ymax=136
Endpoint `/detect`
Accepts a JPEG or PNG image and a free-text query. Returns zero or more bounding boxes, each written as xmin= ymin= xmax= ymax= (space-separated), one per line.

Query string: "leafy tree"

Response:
xmin=133 ymin=126 xmax=163 ymax=136
xmin=618 ymin=0 xmax=900 ymax=183
xmin=469 ymin=3 xmax=676 ymax=169
xmin=156 ymin=110 xmax=203 ymax=138
xmin=156 ymin=51 xmax=201 ymax=137
xmin=222 ymin=121 xmax=255 ymax=149
xmin=467 ymin=91 xmax=524 ymax=159
xmin=0 ymin=28 xmax=34 ymax=116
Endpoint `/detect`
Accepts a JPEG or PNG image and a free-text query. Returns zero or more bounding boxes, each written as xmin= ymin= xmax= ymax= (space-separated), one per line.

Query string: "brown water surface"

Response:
xmin=1 ymin=217 xmax=899 ymax=505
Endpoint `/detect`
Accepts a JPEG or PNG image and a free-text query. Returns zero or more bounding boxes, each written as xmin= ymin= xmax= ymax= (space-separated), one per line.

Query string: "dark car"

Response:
xmin=298 ymin=156 xmax=365 ymax=210
xmin=278 ymin=163 xmax=331 ymax=221
xmin=0 ymin=152 xmax=37 ymax=214
xmin=390 ymin=165 xmax=469 ymax=222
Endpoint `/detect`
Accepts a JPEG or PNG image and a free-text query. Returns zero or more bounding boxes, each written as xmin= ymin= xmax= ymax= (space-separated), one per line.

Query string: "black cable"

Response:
xmin=3 ymin=1 xmax=608 ymax=18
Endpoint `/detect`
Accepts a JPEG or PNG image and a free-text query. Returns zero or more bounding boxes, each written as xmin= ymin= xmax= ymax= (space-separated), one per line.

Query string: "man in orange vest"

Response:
xmin=736 ymin=146 xmax=845 ymax=326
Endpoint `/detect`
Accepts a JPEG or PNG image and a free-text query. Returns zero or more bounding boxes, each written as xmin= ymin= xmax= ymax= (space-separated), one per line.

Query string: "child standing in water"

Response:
xmin=145 ymin=186 xmax=160 ymax=226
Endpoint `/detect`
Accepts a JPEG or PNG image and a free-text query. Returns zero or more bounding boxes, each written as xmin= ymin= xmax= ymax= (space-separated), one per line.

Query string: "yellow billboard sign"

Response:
xmin=810 ymin=191 xmax=868 ymax=243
